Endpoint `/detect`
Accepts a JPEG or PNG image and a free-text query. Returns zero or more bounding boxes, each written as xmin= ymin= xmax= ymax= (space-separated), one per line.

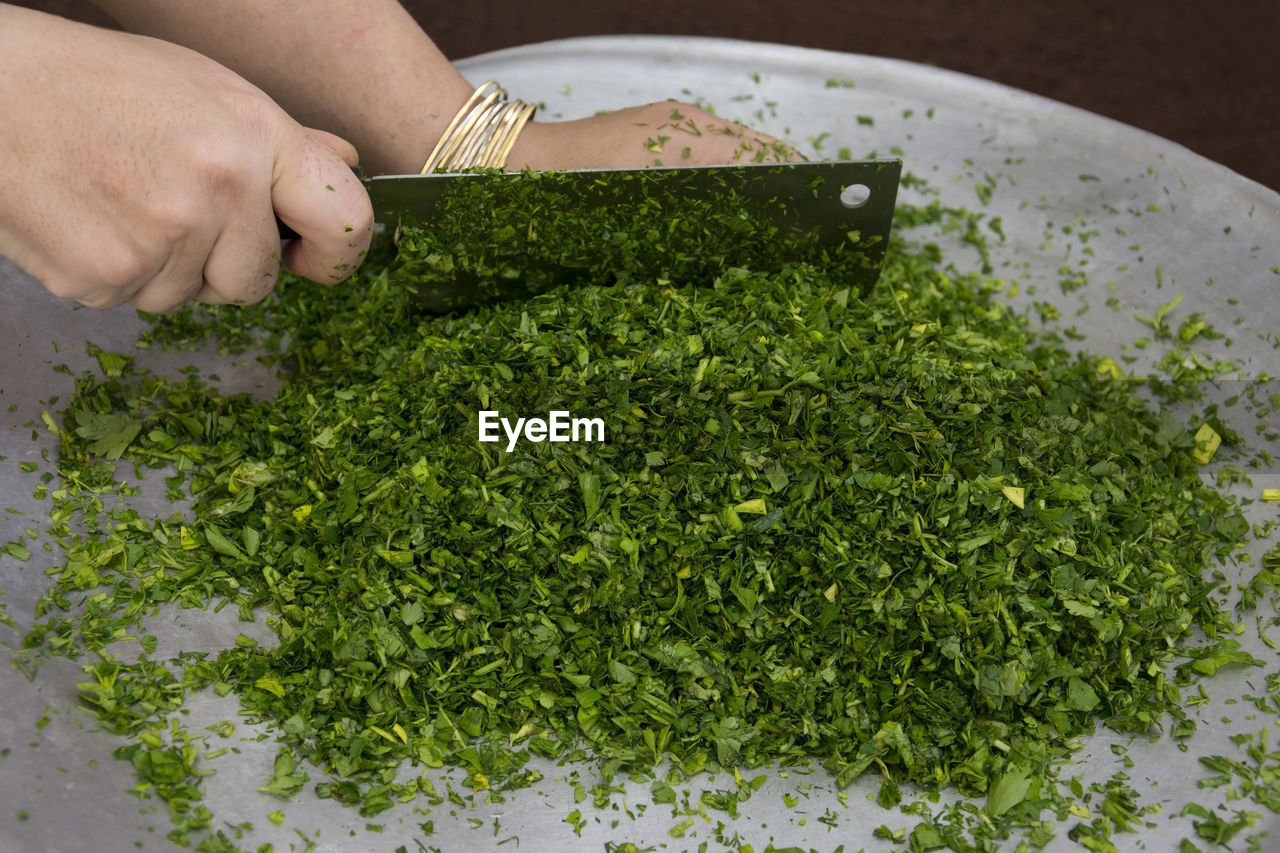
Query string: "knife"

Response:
xmin=282 ymin=160 xmax=901 ymax=312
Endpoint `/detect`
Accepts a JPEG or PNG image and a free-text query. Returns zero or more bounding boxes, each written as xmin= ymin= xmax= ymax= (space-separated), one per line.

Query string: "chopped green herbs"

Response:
xmin=8 ymin=180 xmax=1272 ymax=851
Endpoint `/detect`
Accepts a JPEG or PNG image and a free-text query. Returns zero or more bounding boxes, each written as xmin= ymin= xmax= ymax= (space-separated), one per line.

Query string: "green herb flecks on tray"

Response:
xmin=17 ymin=185 xmax=1263 ymax=849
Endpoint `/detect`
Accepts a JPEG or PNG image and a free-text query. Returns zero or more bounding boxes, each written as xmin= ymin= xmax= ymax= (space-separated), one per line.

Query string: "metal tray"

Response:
xmin=2 ymin=36 xmax=1278 ymax=853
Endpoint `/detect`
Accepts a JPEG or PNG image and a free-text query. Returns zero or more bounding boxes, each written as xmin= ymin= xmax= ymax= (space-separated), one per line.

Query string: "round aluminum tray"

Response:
xmin=2 ymin=36 xmax=1278 ymax=853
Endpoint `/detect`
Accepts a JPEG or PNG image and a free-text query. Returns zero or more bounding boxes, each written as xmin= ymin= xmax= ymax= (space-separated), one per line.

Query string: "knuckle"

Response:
xmin=41 ymin=274 xmax=81 ymax=301
xmin=91 ymin=242 xmax=154 ymax=292
xmin=173 ymin=132 xmax=253 ymax=202
xmin=155 ymin=141 xmax=256 ymax=242
xmin=221 ymin=87 xmax=276 ymax=138
xmin=149 ymin=192 xmax=208 ymax=243
xmin=191 ymin=141 xmax=248 ymax=194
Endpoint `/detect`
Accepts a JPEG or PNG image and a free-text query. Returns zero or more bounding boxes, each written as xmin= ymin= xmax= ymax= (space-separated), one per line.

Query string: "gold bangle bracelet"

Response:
xmin=483 ymin=102 xmax=537 ymax=168
xmin=419 ymin=82 xmax=502 ymax=173
xmin=420 ymin=80 xmax=537 ymax=174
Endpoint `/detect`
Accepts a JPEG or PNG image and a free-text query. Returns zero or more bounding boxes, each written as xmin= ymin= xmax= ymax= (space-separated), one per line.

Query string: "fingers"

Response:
xmin=122 ymin=221 xmax=276 ymax=314
xmin=126 ymin=257 xmax=202 ymax=314
xmin=197 ymin=196 xmax=282 ymax=307
xmin=125 ymin=219 xmax=220 ymax=313
xmin=131 ymin=128 xmax=372 ymax=312
xmin=120 ymin=128 xmax=371 ymax=313
xmin=274 ymin=131 xmax=374 ymax=286
xmin=509 ymin=101 xmax=799 ymax=170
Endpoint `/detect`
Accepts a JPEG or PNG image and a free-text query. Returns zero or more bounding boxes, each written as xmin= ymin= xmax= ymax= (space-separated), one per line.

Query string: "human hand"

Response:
xmin=0 ymin=5 xmax=373 ymax=313
xmin=508 ymin=101 xmax=801 ymax=170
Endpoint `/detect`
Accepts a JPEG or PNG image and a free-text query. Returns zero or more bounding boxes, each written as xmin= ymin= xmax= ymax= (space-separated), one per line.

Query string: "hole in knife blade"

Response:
xmin=839 ymin=183 xmax=872 ymax=209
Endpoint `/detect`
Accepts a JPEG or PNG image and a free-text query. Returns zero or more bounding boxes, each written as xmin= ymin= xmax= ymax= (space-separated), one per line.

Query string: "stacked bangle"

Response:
xmin=419 ymin=80 xmax=537 ymax=173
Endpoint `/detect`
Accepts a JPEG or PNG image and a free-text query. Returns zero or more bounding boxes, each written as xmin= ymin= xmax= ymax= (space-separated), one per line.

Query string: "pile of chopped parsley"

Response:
xmin=14 ymin=195 xmax=1264 ymax=850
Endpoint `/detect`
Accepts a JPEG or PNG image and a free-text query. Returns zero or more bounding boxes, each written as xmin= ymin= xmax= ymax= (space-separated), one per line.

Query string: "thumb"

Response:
xmin=273 ymin=130 xmax=373 ymax=285
xmin=306 ymin=127 xmax=361 ymax=167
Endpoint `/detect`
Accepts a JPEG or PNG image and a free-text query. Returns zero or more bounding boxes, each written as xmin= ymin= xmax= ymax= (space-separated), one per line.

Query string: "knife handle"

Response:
xmin=276 ymin=165 xmax=366 ymax=241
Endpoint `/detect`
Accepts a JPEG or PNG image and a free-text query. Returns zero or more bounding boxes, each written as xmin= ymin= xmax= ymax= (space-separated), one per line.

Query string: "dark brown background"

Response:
xmin=29 ymin=0 xmax=1280 ymax=192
